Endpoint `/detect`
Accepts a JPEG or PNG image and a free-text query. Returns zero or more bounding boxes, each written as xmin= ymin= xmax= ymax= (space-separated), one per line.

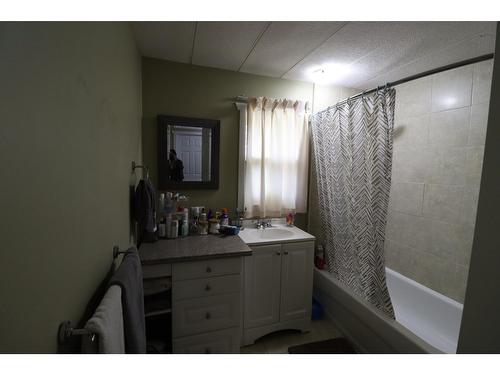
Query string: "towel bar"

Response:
xmin=58 ymin=320 xmax=96 ymax=344
xmin=113 ymin=245 xmax=135 ymax=259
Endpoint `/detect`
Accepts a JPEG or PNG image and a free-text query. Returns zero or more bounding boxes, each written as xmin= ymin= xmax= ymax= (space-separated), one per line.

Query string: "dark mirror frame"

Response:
xmin=157 ymin=114 xmax=220 ymax=190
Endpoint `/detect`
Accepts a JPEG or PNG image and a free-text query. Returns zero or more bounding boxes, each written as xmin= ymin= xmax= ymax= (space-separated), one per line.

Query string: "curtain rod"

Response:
xmin=314 ymin=53 xmax=494 ymax=116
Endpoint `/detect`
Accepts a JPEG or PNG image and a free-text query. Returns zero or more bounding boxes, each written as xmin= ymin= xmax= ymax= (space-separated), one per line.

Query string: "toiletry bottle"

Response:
xmin=158 ymin=216 xmax=166 ymax=238
xmin=220 ymin=208 xmax=229 ymax=226
xmin=170 ymin=220 xmax=179 ymax=239
xmin=159 ymin=193 xmax=165 ymax=215
xmin=165 ymin=213 xmax=172 ymax=238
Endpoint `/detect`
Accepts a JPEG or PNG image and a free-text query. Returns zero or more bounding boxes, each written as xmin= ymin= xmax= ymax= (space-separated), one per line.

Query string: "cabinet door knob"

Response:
xmin=205 ymin=284 xmax=211 ymax=291
xmin=284 ymin=251 xmax=289 ymax=255
xmin=205 ymin=312 xmax=211 ymax=319
xmin=206 ymin=266 xmax=212 ymax=273
xmin=276 ymin=252 xmax=281 ymax=255
xmin=205 ymin=348 xmax=211 ymax=354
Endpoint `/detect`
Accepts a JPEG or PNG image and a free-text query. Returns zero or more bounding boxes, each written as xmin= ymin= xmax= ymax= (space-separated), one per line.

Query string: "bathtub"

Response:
xmin=313 ymin=267 xmax=464 ymax=353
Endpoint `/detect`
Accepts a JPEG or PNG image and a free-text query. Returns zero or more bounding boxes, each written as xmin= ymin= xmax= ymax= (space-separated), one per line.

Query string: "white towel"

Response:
xmin=82 ymin=285 xmax=125 ymax=354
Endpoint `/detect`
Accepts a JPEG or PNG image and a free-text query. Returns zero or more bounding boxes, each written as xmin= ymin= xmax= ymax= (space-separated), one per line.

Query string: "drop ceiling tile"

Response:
xmin=282 ymin=22 xmax=401 ymax=82
xmin=356 ymin=33 xmax=496 ymax=90
xmin=283 ymin=21 xmax=496 ymax=87
xmin=347 ymin=22 xmax=496 ymax=87
xmin=132 ymin=22 xmax=196 ymax=63
xmin=240 ymin=21 xmax=346 ymax=78
xmin=192 ymin=22 xmax=268 ymax=71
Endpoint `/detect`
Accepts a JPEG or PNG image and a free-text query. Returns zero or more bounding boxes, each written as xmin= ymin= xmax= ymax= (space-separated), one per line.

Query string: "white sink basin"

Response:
xmin=238 ymin=223 xmax=315 ymax=245
xmin=253 ymin=228 xmax=295 ymax=240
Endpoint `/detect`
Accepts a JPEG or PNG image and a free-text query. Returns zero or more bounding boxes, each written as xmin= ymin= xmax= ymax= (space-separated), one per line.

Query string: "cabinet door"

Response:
xmin=244 ymin=244 xmax=282 ymax=329
xmin=279 ymin=241 xmax=314 ymax=322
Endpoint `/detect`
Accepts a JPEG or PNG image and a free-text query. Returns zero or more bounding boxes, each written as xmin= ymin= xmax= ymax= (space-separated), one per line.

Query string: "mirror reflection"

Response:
xmin=165 ymin=125 xmax=212 ymax=182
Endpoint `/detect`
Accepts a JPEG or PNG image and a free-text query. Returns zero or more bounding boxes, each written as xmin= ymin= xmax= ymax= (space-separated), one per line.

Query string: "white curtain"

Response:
xmin=244 ymin=97 xmax=310 ymax=218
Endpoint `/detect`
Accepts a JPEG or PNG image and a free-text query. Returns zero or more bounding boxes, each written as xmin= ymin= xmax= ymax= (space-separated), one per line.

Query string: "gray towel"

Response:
xmin=109 ymin=247 xmax=146 ymax=354
xmin=82 ymin=285 xmax=125 ymax=354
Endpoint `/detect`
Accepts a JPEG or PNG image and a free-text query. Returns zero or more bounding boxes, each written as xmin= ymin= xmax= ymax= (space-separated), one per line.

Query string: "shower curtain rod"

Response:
xmin=315 ymin=53 xmax=494 ymax=115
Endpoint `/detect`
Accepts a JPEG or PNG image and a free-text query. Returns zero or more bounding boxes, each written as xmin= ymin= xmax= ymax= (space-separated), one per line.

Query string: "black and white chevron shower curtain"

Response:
xmin=311 ymin=89 xmax=395 ymax=318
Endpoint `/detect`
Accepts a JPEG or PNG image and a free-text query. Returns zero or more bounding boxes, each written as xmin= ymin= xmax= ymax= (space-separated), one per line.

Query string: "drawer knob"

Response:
xmin=205 ymin=312 xmax=211 ymax=320
xmin=205 ymin=284 xmax=211 ymax=291
xmin=205 ymin=348 xmax=211 ymax=354
xmin=206 ymin=266 xmax=212 ymax=273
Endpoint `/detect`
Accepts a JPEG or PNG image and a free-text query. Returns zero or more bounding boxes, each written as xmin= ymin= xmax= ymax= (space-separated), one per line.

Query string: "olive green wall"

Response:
xmin=0 ymin=22 xmax=142 ymax=353
xmin=142 ymin=57 xmax=356 ymax=229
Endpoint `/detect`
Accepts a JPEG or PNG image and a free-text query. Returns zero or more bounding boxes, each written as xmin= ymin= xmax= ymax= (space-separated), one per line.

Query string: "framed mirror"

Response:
xmin=157 ymin=115 xmax=220 ymax=190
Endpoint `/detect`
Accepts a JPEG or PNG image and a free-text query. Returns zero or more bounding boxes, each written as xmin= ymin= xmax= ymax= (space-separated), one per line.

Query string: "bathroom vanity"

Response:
xmin=238 ymin=223 xmax=315 ymax=346
xmin=139 ymin=235 xmax=251 ymax=354
xmin=139 ymin=223 xmax=315 ymax=353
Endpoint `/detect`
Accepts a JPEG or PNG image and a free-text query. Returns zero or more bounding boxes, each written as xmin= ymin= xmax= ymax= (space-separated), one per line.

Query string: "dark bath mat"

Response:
xmin=288 ymin=337 xmax=357 ymax=354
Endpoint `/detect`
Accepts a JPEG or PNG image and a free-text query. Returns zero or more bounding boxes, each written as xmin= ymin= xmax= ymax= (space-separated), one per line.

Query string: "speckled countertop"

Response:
xmin=139 ymin=234 xmax=252 ymax=265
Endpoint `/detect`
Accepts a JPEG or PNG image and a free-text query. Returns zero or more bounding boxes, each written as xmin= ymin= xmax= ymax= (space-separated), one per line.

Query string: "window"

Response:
xmin=236 ymin=97 xmax=310 ymax=218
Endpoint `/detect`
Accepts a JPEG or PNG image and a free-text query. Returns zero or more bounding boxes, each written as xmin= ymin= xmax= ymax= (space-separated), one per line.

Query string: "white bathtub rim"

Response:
xmin=314 ymin=268 xmax=441 ymax=353
xmin=386 ymin=267 xmax=463 ymax=311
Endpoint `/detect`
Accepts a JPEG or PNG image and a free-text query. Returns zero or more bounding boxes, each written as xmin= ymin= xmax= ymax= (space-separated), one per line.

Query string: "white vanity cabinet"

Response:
xmin=242 ymin=240 xmax=314 ymax=345
xmin=171 ymin=257 xmax=244 ymax=353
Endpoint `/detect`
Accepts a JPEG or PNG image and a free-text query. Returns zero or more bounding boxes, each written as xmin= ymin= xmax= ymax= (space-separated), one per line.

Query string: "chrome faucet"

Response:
xmin=255 ymin=218 xmax=273 ymax=229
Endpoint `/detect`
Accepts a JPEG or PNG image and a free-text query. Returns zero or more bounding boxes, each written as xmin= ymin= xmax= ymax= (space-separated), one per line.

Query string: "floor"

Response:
xmin=240 ymin=316 xmax=343 ymax=354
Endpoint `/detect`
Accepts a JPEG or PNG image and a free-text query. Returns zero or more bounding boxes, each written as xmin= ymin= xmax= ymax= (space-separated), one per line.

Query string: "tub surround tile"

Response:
xmin=389 ymin=182 xmax=424 ymax=216
xmin=395 ymin=77 xmax=432 ymax=118
xmin=429 ymin=107 xmax=470 ymax=147
xmin=431 ymin=65 xmax=472 ymax=112
xmin=420 ymin=220 xmax=468 ymax=261
xmin=422 ymin=184 xmax=464 ymax=224
xmin=385 ymin=239 xmax=415 ymax=280
xmin=472 ymin=59 xmax=493 ymax=105
xmin=464 ymin=146 xmax=485 ymax=176
xmin=455 ymin=225 xmax=475 ymax=267
xmin=386 ymin=211 xmax=426 ymax=249
xmin=453 ymin=264 xmax=469 ymax=303
xmin=393 ymin=114 xmax=430 ymax=148
xmin=461 ymin=184 xmax=481 ymax=227
xmin=411 ymin=248 xmax=450 ymax=296
xmin=391 ymin=147 xmax=430 ymax=183
xmin=468 ymin=103 xmax=489 ymax=146
xmin=386 ymin=60 xmax=491 ymax=304
xmin=425 ymin=146 xmax=466 ymax=185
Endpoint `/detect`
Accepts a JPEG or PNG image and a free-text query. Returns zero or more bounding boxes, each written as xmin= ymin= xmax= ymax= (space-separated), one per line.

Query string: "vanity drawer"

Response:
xmin=173 ymin=274 xmax=241 ymax=301
xmin=172 ymin=257 xmax=241 ymax=281
xmin=172 ymin=327 xmax=240 ymax=354
xmin=172 ymin=293 xmax=240 ymax=338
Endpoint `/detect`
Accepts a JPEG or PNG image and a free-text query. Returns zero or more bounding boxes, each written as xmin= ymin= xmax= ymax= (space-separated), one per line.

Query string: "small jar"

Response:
xmin=198 ymin=220 xmax=208 ymax=235
xmin=208 ymin=219 xmax=220 ymax=234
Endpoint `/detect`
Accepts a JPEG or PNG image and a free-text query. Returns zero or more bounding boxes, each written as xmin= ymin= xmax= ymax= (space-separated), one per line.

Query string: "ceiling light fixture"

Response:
xmin=308 ymin=63 xmax=351 ymax=85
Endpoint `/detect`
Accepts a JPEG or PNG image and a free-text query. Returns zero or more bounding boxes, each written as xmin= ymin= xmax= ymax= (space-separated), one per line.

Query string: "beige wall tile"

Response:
xmin=472 ymin=59 xmax=494 ymax=105
xmin=429 ymin=107 xmax=470 ymax=147
xmin=389 ymin=182 xmax=425 ymax=216
xmin=422 ymin=184 xmax=464 ymax=224
xmin=425 ymin=146 xmax=466 ymax=185
xmin=395 ymin=77 xmax=432 ymax=118
xmin=431 ymin=65 xmax=473 ymax=112
xmin=468 ymin=103 xmax=490 ymax=146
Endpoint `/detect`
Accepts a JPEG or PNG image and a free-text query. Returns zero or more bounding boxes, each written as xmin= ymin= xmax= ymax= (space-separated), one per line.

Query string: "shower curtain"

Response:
xmin=311 ymin=88 xmax=395 ymax=318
